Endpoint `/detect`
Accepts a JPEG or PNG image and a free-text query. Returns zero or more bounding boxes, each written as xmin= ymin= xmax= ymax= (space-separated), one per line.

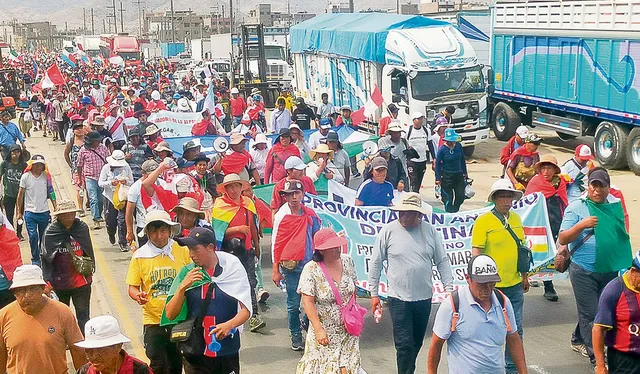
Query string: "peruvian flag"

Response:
xmin=351 ymin=85 xmax=384 ymax=126
xmin=41 ymin=64 xmax=66 ymax=89
xmin=141 ymin=174 xmax=204 ymax=219
xmin=109 ymin=52 xmax=125 ymax=67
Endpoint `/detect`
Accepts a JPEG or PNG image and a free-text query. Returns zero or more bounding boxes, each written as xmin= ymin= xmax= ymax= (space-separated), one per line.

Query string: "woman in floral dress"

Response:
xmin=297 ymin=228 xmax=363 ymax=374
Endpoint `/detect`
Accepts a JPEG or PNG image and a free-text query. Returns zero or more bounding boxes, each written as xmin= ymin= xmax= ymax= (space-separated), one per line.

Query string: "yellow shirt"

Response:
xmin=471 ymin=210 xmax=525 ymax=288
xmin=126 ymin=241 xmax=191 ymax=325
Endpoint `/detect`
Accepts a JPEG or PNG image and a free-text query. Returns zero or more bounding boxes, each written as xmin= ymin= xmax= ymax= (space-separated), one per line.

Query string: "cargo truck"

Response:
xmin=488 ymin=0 xmax=640 ymax=174
xmin=100 ymin=34 xmax=141 ymax=66
xmin=290 ymin=13 xmax=490 ymax=156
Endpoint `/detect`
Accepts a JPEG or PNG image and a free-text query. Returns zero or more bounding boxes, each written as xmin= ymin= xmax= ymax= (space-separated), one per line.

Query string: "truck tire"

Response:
xmin=594 ymin=121 xmax=629 ymax=170
xmin=491 ymin=102 xmax=520 ymax=141
xmin=625 ymin=127 xmax=640 ymax=175
xmin=462 ymin=145 xmax=475 ymax=159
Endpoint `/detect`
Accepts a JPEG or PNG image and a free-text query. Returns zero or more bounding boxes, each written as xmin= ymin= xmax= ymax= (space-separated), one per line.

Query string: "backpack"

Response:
xmin=449 ymin=289 xmax=512 ymax=333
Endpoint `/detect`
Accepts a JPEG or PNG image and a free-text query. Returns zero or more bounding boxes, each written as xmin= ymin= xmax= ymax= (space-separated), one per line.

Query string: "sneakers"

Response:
xmin=543 ymin=281 xmax=559 ymax=302
xmin=93 ymin=220 xmax=101 ymax=230
xmin=249 ymin=315 xmax=266 ymax=332
xmin=291 ymin=335 xmax=304 ymax=351
xmin=108 ymin=231 xmax=116 ymax=245
xmin=571 ymin=343 xmax=589 ymax=357
xmin=352 ymin=171 xmax=362 ymax=178
xmin=119 ymin=243 xmax=130 ymax=252
xmin=258 ymin=288 xmax=270 ymax=304
xmin=79 ymin=210 xmax=86 ymax=218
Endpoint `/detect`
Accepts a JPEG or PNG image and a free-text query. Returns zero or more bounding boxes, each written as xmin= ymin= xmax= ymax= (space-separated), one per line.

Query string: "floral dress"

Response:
xmin=297 ymin=255 xmax=362 ymax=374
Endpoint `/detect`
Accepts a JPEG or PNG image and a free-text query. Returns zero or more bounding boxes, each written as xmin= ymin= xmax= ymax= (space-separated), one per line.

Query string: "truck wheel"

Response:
xmin=625 ymin=127 xmax=640 ymax=175
xmin=594 ymin=121 xmax=629 ymax=170
xmin=491 ymin=103 xmax=520 ymax=141
xmin=462 ymin=145 xmax=475 ymax=159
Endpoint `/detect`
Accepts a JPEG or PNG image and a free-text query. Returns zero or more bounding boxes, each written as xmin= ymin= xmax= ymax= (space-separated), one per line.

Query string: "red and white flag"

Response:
xmin=363 ymin=85 xmax=384 ymax=116
xmin=41 ymin=64 xmax=66 ymax=89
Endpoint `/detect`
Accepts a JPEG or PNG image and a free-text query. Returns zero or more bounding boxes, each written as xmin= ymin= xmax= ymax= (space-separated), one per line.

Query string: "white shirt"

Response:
xmin=90 ymin=87 xmax=106 ymax=106
xmin=407 ymin=125 xmax=431 ymax=163
xmin=127 ymin=179 xmax=146 ymax=228
xmin=249 ymin=147 xmax=270 ymax=179
xmin=317 ymin=102 xmax=335 ymax=119
xmin=104 ymin=115 xmax=127 ymax=142
xmin=560 ymin=158 xmax=591 ymax=203
xmin=19 ymin=172 xmax=49 ymax=213
xmin=308 ymin=130 xmax=327 ymax=150
xmin=98 ymin=164 xmax=134 ymax=203
xmin=306 ymin=160 xmax=344 ymax=184
xmin=269 ymin=108 xmax=292 ymax=134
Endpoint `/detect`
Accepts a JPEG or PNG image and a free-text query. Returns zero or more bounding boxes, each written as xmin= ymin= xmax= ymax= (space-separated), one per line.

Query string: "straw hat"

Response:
xmin=170 ymin=197 xmax=205 ymax=219
xmin=535 ymin=154 xmax=561 ymax=174
xmin=487 ymin=179 xmax=523 ymax=203
xmin=309 ymin=143 xmax=335 ymax=160
xmin=390 ymin=192 xmax=429 ymax=216
xmin=144 ymin=124 xmax=161 ymax=136
xmin=154 ymin=142 xmax=172 ymax=153
xmin=217 ymin=173 xmax=251 ymax=195
xmin=141 ymin=210 xmax=181 ymax=237
xmin=52 ymin=200 xmax=82 ymax=216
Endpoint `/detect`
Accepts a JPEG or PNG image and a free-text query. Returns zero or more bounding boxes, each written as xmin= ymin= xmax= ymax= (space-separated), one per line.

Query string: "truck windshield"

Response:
xmin=264 ymin=46 xmax=285 ymax=61
xmin=411 ymin=67 xmax=484 ymax=100
xmin=118 ymin=52 xmax=140 ymax=61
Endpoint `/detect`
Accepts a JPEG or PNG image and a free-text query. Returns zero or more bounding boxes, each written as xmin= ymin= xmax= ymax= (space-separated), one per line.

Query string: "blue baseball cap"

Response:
xmin=81 ymin=96 xmax=92 ymax=105
xmin=173 ymin=93 xmax=181 ymax=99
xmin=443 ymin=128 xmax=461 ymax=142
xmin=319 ymin=118 xmax=332 ymax=129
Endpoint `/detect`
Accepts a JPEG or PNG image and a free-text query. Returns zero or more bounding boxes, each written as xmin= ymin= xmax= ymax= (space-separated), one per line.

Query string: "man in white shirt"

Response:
xmin=308 ymin=118 xmax=332 ymax=150
xmin=316 ymin=93 xmax=335 ymax=119
xmin=16 ymin=155 xmax=57 ymax=265
xmin=90 ymin=80 xmax=106 ymax=108
xmin=104 ymin=105 xmax=128 ymax=150
xmin=269 ymin=98 xmax=292 ymax=134
xmin=126 ymin=160 xmax=159 ymax=248
xmin=406 ymin=112 xmax=435 ymax=193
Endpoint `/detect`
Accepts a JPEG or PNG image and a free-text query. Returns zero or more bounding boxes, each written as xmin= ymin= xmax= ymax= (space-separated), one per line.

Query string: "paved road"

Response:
xmin=21 ymin=129 xmax=634 ymax=373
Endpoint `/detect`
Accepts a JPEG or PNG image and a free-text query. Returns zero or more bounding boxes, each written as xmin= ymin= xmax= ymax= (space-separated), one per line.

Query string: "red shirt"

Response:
xmin=379 ymin=116 xmax=392 ymax=135
xmin=224 ymin=200 xmax=255 ymax=249
xmin=230 ymin=97 xmax=246 ymax=117
xmin=270 ymin=176 xmax=317 ymax=210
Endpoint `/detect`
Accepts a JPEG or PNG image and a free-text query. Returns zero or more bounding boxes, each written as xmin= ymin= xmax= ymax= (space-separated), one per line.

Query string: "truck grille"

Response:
xmin=267 ymin=65 xmax=285 ymax=79
xmin=429 ymin=101 xmax=480 ymax=130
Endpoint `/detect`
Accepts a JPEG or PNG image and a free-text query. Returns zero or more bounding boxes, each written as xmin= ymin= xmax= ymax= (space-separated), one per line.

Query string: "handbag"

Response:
xmin=491 ymin=209 xmax=533 ymax=273
xmin=67 ymin=242 xmax=95 ymax=276
xmin=318 ymin=261 xmax=367 ymax=337
xmin=554 ymin=230 xmax=594 ymax=273
xmin=170 ymin=281 xmax=215 ymax=358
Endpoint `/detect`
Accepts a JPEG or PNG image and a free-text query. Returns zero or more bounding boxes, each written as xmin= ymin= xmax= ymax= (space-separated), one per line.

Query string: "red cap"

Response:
xmin=69 ymin=114 xmax=85 ymax=122
xmin=313 ymin=228 xmax=348 ymax=251
xmin=575 ymin=144 xmax=594 ymax=161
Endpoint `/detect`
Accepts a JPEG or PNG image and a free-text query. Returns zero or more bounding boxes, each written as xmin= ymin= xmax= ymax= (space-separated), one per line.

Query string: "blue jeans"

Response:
xmin=498 ymin=283 xmax=524 ymax=373
xmin=232 ymin=115 xmax=242 ymax=127
xmin=387 ymin=297 xmax=432 ymax=374
xmin=24 ymin=211 xmax=50 ymax=265
xmin=85 ymin=178 xmax=103 ymax=221
xmin=255 ymin=255 xmax=264 ymax=290
xmin=281 ymin=266 xmax=303 ymax=339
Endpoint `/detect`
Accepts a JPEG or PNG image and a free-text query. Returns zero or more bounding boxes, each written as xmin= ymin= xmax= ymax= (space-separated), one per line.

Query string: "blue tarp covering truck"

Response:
xmin=290 ymin=13 xmax=490 ymax=157
xmin=488 ymin=0 xmax=640 ymax=174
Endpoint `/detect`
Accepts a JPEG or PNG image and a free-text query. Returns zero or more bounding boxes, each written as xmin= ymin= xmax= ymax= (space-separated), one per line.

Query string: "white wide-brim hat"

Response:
xmin=487 ymin=178 xmax=524 ymax=202
xmin=75 ymin=315 xmax=131 ymax=348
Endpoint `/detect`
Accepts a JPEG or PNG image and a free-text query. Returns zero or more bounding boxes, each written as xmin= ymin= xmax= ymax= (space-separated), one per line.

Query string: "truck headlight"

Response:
xmin=479 ymin=108 xmax=487 ymax=127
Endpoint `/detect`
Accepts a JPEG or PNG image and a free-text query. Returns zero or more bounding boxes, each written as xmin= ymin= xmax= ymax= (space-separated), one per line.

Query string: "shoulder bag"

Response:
xmin=554 ymin=230 xmax=594 ymax=273
xmin=66 ymin=241 xmax=95 ymax=276
xmin=318 ymin=261 xmax=367 ymax=337
xmin=491 ymin=209 xmax=533 ymax=273
xmin=170 ymin=281 xmax=216 ymax=358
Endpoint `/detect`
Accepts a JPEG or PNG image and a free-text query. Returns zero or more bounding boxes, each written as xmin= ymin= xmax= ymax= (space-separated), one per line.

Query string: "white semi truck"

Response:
xmin=290 ymin=13 xmax=490 ymax=156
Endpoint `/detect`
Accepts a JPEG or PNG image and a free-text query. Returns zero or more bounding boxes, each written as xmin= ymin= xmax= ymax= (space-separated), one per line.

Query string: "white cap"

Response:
xmin=516 ymin=125 xmax=529 ymax=138
xmin=468 ymin=255 xmax=502 ymax=283
xmin=151 ymin=90 xmax=161 ymax=101
xmin=109 ymin=78 xmax=117 ymax=83
xmin=253 ymin=133 xmax=268 ymax=145
xmin=284 ymin=156 xmax=307 ymax=170
xmin=75 ymin=315 xmax=131 ymax=348
xmin=230 ymin=87 xmax=239 ymax=94
xmin=289 ymin=123 xmax=301 ymax=131
xmin=487 ymin=178 xmax=524 ymax=202
xmin=411 ymin=112 xmax=425 ymax=120
xmin=131 ymin=79 xmax=139 ymax=83
xmin=9 ymin=265 xmax=47 ymax=289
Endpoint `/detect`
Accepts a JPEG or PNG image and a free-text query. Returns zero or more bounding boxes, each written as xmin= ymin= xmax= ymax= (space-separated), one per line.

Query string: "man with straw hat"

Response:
xmin=41 ymin=200 xmax=95 ymax=332
xmin=212 ymin=174 xmax=265 ymax=332
xmin=368 ymin=192 xmax=453 ymax=374
xmin=305 ymin=143 xmax=344 ymax=190
xmin=76 ymin=315 xmax=152 ymax=373
xmin=0 ymin=265 xmax=87 ymax=372
xmin=125 ymin=209 xmax=191 ymax=374
xmin=143 ymin=124 xmax=164 ymax=150
xmin=472 ymin=178 xmax=528 ymax=374
xmin=171 ymin=196 xmax=212 ymax=237
xmin=221 ymin=133 xmax=262 ymax=185
xmin=525 ymin=154 xmax=568 ymax=302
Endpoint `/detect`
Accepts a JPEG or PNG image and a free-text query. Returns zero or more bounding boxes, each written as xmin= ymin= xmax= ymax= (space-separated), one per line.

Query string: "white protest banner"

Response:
xmin=303 ymin=192 xmax=556 ymax=303
xmin=125 ymin=110 xmax=201 ymax=137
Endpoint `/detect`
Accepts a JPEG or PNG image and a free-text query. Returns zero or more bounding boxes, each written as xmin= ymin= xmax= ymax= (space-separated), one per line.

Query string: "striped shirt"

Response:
xmin=76 ymin=144 xmax=109 ymax=180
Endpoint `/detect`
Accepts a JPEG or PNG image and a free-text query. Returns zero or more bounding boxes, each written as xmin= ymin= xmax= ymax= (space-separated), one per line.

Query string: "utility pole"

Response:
xmin=170 ymin=0 xmax=175 ymax=42
xmin=349 ymin=0 xmax=354 ymax=13
xmin=134 ymin=0 xmax=143 ymax=36
xmin=396 ymin=0 xmax=400 ymax=14
xmin=119 ymin=2 xmax=125 ymax=33
xmin=91 ymin=8 xmax=95 ymax=35
xmin=112 ymin=0 xmax=118 ymax=33
xmin=83 ymin=8 xmax=87 ymax=33
xmin=229 ymin=0 xmax=234 ymax=35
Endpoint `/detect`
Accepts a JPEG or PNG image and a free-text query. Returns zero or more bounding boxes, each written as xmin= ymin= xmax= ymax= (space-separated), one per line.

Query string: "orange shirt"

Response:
xmin=0 ymin=299 xmax=84 ymax=373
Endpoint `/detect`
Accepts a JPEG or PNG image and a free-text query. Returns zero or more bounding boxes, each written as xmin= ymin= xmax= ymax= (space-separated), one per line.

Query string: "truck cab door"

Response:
xmin=382 ymin=65 xmax=410 ymax=113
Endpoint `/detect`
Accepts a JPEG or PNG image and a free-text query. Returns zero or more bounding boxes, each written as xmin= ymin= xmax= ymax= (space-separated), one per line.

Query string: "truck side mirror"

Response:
xmin=392 ymin=94 xmax=402 ymax=103
xmin=487 ymin=68 xmax=494 ymax=85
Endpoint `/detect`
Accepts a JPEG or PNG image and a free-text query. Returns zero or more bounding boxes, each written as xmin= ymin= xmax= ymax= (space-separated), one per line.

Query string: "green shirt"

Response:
xmin=0 ymin=160 xmax=27 ymax=198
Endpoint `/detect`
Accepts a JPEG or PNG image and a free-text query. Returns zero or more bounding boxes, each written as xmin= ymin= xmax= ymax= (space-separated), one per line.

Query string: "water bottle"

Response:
xmin=374 ymin=306 xmax=382 ymax=324
xmin=279 ymin=280 xmax=287 ymax=293
xmin=434 ymin=185 xmax=442 ymax=199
